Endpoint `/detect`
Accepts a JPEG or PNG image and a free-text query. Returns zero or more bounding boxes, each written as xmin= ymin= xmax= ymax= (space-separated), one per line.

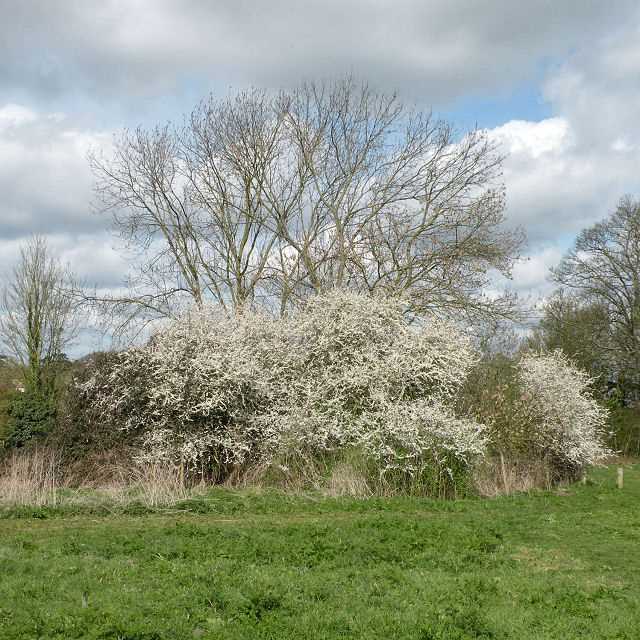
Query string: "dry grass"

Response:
xmin=0 ymin=447 xmax=195 ymax=509
xmin=62 ymin=446 xmax=138 ymax=487
xmin=0 ymin=445 xmax=587 ymax=508
xmin=229 ymin=453 xmax=333 ymax=493
xmin=473 ymin=454 xmax=554 ymax=497
xmin=120 ymin=462 xmax=192 ymax=507
xmin=223 ymin=453 xmax=375 ymax=498
xmin=326 ymin=462 xmax=372 ymax=497
xmin=0 ymin=446 xmax=63 ymax=507
xmin=82 ymin=461 xmax=197 ymax=508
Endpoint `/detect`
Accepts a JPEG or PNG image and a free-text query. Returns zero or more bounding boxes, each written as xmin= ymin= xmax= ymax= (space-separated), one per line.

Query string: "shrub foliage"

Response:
xmin=70 ymin=292 xmax=610 ymax=493
xmin=5 ymin=386 xmax=57 ymax=448
xmin=461 ymin=350 xmax=610 ymax=479
xmin=76 ymin=292 xmax=485 ymax=491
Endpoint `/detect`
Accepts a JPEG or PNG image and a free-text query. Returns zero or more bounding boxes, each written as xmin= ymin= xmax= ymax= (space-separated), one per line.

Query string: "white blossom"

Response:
xmin=79 ymin=290 xmax=485 ymax=476
xmin=517 ymin=350 xmax=610 ymax=468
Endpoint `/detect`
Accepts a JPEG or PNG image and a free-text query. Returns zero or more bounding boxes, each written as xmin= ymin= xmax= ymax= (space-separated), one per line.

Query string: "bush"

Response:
xmin=517 ymin=351 xmax=610 ymax=472
xmin=5 ymin=386 xmax=57 ymax=448
xmin=74 ymin=291 xmax=486 ymax=494
xmin=461 ymin=350 xmax=610 ymax=482
xmin=0 ymin=359 xmax=20 ymax=446
xmin=459 ymin=353 xmax=532 ymax=459
xmin=68 ymin=296 xmax=611 ymax=495
xmin=0 ymin=389 xmax=11 ymax=447
xmin=51 ymin=352 xmax=139 ymax=466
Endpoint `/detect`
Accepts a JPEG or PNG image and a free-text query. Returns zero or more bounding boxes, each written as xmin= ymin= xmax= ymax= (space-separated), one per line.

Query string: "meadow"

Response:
xmin=1 ymin=464 xmax=638 ymax=639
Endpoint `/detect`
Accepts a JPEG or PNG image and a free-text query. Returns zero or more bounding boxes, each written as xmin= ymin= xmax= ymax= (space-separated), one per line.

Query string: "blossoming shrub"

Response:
xmin=68 ymin=295 xmax=611 ymax=494
xmin=355 ymin=400 xmax=486 ymax=496
xmin=516 ymin=351 xmax=610 ymax=473
xmin=77 ymin=309 xmax=280 ymax=478
xmin=259 ymin=293 xmax=486 ymax=495
xmin=461 ymin=350 xmax=610 ymax=484
xmin=75 ymin=291 xmax=486 ymax=494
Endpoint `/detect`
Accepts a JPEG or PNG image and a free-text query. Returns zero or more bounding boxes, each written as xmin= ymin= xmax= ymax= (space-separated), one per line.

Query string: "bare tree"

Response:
xmin=0 ymin=236 xmax=78 ymax=389
xmin=552 ymin=196 xmax=640 ymax=396
xmin=89 ymin=78 xmax=524 ymax=331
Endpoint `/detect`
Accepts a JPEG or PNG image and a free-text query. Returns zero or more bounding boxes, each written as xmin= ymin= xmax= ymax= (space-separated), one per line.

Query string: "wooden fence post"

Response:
xmin=617 ymin=466 xmax=624 ymax=489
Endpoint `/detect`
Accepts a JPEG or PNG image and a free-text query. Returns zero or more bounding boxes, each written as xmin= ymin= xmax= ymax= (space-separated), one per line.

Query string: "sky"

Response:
xmin=1 ymin=0 xmax=639 ymax=353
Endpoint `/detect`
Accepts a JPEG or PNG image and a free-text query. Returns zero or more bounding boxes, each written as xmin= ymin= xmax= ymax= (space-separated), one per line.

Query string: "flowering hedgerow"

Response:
xmin=77 ymin=291 xmax=486 ymax=480
xmin=76 ymin=293 xmax=610 ymax=489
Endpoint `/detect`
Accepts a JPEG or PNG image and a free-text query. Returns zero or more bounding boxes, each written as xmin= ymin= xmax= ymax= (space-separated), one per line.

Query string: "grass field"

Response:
xmin=1 ymin=465 xmax=639 ymax=639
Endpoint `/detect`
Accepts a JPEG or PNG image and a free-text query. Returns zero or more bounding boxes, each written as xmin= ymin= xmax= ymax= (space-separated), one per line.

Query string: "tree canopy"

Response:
xmin=88 ymin=78 xmax=524 ymax=333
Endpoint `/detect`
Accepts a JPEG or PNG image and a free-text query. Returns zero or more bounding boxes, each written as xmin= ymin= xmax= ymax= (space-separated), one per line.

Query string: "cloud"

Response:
xmin=476 ymin=28 xmax=640 ymax=311
xmin=0 ymin=0 xmax=636 ymax=109
xmin=490 ymin=116 xmax=604 ymax=244
xmin=491 ymin=81 xmax=640 ymax=247
xmin=0 ymin=104 xmax=37 ymax=127
xmin=511 ymin=247 xmax=563 ymax=294
xmin=0 ymin=105 xmax=125 ymax=290
xmin=544 ymin=21 xmax=640 ymax=151
xmin=0 ymin=104 xmax=111 ymax=239
xmin=482 ymin=13 xmax=640 ymax=304
xmin=0 ymin=232 xmax=127 ymax=290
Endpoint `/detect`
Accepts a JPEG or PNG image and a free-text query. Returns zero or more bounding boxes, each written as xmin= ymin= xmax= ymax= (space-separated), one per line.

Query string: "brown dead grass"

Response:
xmin=325 ymin=462 xmax=372 ymax=497
xmin=0 ymin=447 xmax=194 ymax=508
xmin=473 ymin=455 xmax=554 ymax=497
xmin=0 ymin=446 xmax=63 ymax=506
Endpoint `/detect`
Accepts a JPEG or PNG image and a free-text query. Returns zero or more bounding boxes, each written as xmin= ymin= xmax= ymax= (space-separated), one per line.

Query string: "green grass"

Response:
xmin=1 ymin=466 xmax=639 ymax=639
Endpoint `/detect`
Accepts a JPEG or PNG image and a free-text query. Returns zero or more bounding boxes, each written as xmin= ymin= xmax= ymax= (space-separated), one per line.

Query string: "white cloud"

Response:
xmin=0 ymin=1 xmax=636 ymax=106
xmin=544 ymin=23 xmax=640 ymax=151
xmin=0 ymin=104 xmax=111 ymax=239
xmin=491 ymin=118 xmax=569 ymax=158
xmin=0 ymin=104 xmax=128 ymax=325
xmin=0 ymin=232 xmax=127 ymax=289
xmin=491 ymin=113 xmax=639 ymax=246
xmin=0 ymin=104 xmax=38 ymax=128
xmin=483 ymin=14 xmax=640 ymax=304
xmin=511 ymin=247 xmax=563 ymax=292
